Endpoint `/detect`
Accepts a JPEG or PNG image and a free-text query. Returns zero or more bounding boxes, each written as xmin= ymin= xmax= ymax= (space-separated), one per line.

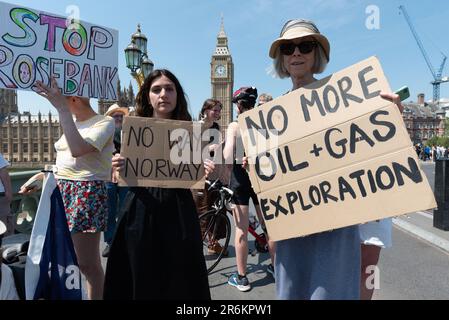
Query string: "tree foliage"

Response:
xmin=426 ymin=136 xmax=449 ymax=148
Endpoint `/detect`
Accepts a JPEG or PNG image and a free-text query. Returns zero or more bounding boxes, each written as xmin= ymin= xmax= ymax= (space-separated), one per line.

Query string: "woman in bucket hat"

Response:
xmin=269 ymin=19 xmax=403 ymax=300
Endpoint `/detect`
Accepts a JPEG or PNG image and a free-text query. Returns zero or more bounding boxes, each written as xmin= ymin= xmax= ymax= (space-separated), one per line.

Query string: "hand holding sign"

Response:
xmin=203 ymin=159 xmax=216 ymax=178
xmin=380 ymin=91 xmax=403 ymax=113
xmin=35 ymin=77 xmax=70 ymax=113
xmin=112 ymin=153 xmax=125 ymax=182
xmin=111 ymin=153 xmax=212 ymax=184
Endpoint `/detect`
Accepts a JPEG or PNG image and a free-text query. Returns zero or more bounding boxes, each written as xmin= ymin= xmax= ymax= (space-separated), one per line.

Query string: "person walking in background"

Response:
xmin=0 ymin=153 xmax=13 ymax=236
xmin=20 ymin=77 xmax=115 ymax=300
xmin=424 ymin=145 xmax=431 ymax=161
xmin=102 ymin=104 xmax=130 ymax=258
xmin=268 ymin=19 xmax=403 ymax=300
xmin=257 ymin=93 xmax=273 ymax=106
xmin=103 ymin=69 xmax=213 ymax=300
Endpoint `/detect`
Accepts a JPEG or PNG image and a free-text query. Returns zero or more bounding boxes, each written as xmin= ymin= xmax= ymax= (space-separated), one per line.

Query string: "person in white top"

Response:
xmin=19 ymin=77 xmax=114 ymax=300
xmin=0 ymin=220 xmax=20 ymax=300
xmin=0 ymin=153 xmax=13 ymax=236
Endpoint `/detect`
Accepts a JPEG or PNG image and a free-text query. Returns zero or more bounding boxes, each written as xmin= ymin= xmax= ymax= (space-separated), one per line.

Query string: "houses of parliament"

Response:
xmin=0 ymin=81 xmax=135 ymax=169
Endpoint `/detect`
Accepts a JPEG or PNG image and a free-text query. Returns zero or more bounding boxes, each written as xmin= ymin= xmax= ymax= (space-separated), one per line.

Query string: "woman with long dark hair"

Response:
xmin=103 ymin=69 xmax=213 ymax=300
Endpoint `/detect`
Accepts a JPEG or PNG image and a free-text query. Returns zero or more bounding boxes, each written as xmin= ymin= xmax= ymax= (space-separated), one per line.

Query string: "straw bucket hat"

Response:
xmin=105 ymin=104 xmax=129 ymax=117
xmin=269 ymin=19 xmax=330 ymax=62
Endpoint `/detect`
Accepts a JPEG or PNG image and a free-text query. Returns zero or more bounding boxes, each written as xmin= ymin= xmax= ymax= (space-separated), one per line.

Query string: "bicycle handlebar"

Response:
xmin=205 ymin=179 xmax=234 ymax=198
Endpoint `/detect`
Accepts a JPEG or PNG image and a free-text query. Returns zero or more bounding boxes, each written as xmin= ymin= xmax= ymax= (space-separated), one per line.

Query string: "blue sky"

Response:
xmin=4 ymin=0 xmax=449 ymax=118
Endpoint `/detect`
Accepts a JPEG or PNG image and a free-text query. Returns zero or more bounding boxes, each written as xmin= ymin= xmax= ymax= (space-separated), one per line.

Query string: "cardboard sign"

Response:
xmin=238 ymin=56 xmax=437 ymax=241
xmin=118 ymin=116 xmax=207 ymax=189
xmin=0 ymin=1 xmax=118 ymax=99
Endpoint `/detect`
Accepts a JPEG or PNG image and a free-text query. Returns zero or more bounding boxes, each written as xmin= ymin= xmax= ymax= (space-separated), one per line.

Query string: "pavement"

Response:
xmin=393 ymin=211 xmax=449 ymax=254
xmin=395 ymin=160 xmax=449 ymax=255
xmin=207 ymin=160 xmax=449 ymax=300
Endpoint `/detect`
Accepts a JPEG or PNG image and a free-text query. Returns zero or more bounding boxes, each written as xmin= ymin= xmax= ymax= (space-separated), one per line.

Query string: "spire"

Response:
xmin=218 ymin=13 xmax=226 ymax=38
xmin=214 ymin=15 xmax=230 ymax=56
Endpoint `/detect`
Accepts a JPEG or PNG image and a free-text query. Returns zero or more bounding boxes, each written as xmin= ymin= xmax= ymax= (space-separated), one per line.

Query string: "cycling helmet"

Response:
xmin=232 ymin=87 xmax=258 ymax=104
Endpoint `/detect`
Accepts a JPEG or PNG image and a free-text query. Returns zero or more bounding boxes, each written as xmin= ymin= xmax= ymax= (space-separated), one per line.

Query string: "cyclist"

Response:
xmin=223 ymin=87 xmax=276 ymax=292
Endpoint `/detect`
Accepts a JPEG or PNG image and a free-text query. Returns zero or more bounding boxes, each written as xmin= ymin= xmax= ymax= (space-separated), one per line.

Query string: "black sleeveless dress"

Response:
xmin=103 ymin=187 xmax=210 ymax=300
xmin=229 ymin=125 xmax=259 ymax=206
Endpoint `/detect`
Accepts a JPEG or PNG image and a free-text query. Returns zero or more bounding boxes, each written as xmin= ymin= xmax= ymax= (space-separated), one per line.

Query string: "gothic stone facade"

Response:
xmin=1 ymin=113 xmax=62 ymax=168
xmin=0 ymin=79 xmax=136 ymax=168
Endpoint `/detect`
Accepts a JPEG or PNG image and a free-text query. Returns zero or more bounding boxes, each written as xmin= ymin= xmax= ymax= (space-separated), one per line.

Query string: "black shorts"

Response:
xmin=229 ymin=164 xmax=259 ymax=206
xmin=231 ymin=186 xmax=259 ymax=206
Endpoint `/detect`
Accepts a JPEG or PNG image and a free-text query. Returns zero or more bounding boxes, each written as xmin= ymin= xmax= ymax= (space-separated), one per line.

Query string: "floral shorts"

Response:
xmin=57 ymin=179 xmax=108 ymax=234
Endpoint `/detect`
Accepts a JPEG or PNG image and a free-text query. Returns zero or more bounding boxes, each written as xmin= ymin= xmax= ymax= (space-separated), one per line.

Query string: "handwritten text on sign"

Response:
xmin=118 ymin=117 xmax=207 ymax=189
xmin=0 ymin=1 xmax=118 ymax=99
xmin=238 ymin=57 xmax=436 ymax=241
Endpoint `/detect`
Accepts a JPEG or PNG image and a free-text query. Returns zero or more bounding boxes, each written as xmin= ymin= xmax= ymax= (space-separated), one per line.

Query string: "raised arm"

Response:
xmin=35 ymin=78 xmax=97 ymax=158
xmin=58 ymin=107 xmax=97 ymax=157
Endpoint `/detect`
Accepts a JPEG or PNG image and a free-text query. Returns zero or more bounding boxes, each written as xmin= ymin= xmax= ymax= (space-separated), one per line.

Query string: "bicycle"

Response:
xmin=198 ymin=180 xmax=268 ymax=274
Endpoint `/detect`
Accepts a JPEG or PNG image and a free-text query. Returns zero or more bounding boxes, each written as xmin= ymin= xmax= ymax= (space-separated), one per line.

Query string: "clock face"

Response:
xmin=215 ymin=65 xmax=226 ymax=77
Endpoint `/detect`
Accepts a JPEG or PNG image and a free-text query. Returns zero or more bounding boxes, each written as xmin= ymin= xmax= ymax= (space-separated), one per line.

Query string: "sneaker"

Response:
xmin=267 ymin=264 xmax=275 ymax=278
xmin=228 ymin=273 xmax=251 ymax=292
xmin=102 ymin=244 xmax=110 ymax=258
xmin=207 ymin=242 xmax=228 ymax=256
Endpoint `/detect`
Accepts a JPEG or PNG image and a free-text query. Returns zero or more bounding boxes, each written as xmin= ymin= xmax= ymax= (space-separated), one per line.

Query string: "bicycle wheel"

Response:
xmin=198 ymin=209 xmax=231 ymax=274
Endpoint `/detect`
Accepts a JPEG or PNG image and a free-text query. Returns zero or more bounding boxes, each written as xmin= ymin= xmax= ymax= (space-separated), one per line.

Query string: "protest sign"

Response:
xmin=238 ymin=56 xmax=437 ymax=241
xmin=0 ymin=1 xmax=118 ymax=99
xmin=118 ymin=116 xmax=207 ymax=189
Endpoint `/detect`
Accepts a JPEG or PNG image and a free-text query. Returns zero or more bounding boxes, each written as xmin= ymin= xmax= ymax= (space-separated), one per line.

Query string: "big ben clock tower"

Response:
xmin=211 ymin=18 xmax=234 ymax=131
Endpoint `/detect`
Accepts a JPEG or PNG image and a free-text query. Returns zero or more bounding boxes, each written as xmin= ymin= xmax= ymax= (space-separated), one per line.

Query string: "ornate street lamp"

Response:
xmin=124 ymin=24 xmax=154 ymax=88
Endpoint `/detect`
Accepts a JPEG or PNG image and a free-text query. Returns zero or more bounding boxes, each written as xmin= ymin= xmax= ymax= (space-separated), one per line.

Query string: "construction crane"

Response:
xmin=399 ymin=5 xmax=449 ymax=104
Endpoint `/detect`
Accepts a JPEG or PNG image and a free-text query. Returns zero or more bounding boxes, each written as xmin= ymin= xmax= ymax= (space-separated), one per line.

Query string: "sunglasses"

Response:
xmin=280 ymin=41 xmax=317 ymax=56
